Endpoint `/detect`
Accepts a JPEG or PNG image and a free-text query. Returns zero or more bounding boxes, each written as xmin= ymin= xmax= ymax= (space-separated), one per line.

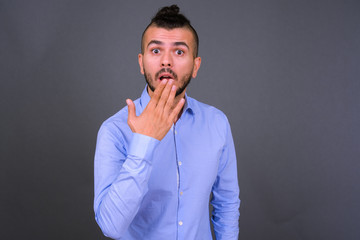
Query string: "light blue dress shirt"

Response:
xmin=94 ymin=86 xmax=240 ymax=240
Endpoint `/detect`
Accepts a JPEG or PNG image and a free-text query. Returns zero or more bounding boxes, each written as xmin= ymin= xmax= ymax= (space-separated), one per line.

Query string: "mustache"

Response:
xmin=155 ymin=68 xmax=178 ymax=80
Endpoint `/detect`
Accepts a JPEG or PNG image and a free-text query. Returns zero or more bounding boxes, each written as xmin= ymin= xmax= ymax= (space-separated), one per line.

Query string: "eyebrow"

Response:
xmin=147 ymin=40 xmax=189 ymax=50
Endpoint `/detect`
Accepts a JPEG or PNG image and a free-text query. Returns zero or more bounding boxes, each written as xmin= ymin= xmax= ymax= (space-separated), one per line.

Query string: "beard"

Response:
xmin=144 ymin=68 xmax=192 ymax=97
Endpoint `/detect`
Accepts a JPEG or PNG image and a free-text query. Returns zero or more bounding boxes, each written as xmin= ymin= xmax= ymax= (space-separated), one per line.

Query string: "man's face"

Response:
xmin=138 ymin=26 xmax=201 ymax=97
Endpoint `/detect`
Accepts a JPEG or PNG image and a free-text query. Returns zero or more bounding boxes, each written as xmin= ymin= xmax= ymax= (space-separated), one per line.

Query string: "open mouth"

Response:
xmin=156 ymin=69 xmax=177 ymax=81
xmin=159 ymin=74 xmax=174 ymax=81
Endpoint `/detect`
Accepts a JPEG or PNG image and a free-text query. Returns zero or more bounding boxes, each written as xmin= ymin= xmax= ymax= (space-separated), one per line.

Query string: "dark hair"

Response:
xmin=141 ymin=5 xmax=199 ymax=57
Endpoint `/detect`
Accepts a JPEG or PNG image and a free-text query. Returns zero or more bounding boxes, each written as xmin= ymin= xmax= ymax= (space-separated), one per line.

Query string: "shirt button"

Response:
xmin=179 ymin=221 xmax=183 ymax=226
xmin=180 ymin=191 xmax=183 ymax=196
xmin=175 ymin=130 xmax=177 ymax=134
xmin=179 ymin=161 xmax=182 ymax=166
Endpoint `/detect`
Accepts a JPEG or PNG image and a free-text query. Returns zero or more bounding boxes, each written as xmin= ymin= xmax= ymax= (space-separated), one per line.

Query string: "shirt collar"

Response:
xmin=140 ymin=85 xmax=195 ymax=116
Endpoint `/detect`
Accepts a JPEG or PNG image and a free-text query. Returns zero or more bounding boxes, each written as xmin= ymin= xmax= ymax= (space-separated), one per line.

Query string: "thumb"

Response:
xmin=126 ymin=99 xmax=136 ymax=120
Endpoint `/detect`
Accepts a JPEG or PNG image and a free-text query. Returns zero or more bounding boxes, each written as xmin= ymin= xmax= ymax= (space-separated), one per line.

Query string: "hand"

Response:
xmin=126 ymin=80 xmax=185 ymax=141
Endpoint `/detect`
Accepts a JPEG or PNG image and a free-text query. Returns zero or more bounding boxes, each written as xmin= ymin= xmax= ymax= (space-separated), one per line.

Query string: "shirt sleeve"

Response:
xmin=211 ymin=119 xmax=240 ymax=240
xmin=94 ymin=123 xmax=159 ymax=239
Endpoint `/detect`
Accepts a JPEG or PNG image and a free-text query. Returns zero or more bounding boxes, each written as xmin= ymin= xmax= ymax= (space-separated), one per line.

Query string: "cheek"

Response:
xmin=178 ymin=58 xmax=194 ymax=71
xmin=187 ymin=62 xmax=196 ymax=75
xmin=142 ymin=62 xmax=152 ymax=73
xmin=143 ymin=58 xmax=159 ymax=71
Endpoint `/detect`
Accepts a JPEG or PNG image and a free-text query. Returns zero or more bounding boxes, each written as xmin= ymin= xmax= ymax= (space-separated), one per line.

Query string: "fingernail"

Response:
xmin=172 ymin=85 xmax=176 ymax=91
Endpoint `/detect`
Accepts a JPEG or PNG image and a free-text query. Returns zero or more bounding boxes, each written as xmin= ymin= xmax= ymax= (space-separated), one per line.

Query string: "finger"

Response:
xmin=156 ymin=79 xmax=174 ymax=110
xmin=126 ymin=99 xmax=136 ymax=122
xmin=148 ymin=79 xmax=168 ymax=108
xmin=169 ymin=98 xmax=185 ymax=123
xmin=164 ymin=84 xmax=177 ymax=116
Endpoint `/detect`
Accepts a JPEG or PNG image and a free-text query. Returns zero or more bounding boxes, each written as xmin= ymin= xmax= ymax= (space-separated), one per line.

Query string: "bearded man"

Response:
xmin=94 ymin=5 xmax=240 ymax=240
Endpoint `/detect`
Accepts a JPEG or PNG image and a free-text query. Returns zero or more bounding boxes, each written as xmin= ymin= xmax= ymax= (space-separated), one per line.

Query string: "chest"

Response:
xmin=149 ymin=122 xmax=224 ymax=194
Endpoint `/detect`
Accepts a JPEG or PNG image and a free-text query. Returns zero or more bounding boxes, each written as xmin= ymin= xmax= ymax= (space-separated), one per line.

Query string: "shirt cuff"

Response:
xmin=127 ymin=133 xmax=160 ymax=163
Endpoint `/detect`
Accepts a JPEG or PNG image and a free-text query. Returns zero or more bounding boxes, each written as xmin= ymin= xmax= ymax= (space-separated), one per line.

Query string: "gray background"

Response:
xmin=1 ymin=0 xmax=359 ymax=239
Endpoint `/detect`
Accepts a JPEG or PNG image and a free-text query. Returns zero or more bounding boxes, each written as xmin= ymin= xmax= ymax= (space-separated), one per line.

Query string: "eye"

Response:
xmin=175 ymin=49 xmax=184 ymax=55
xmin=152 ymin=49 xmax=160 ymax=54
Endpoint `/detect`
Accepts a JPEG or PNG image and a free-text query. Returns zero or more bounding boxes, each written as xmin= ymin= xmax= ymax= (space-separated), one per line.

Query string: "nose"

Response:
xmin=161 ymin=51 xmax=172 ymax=67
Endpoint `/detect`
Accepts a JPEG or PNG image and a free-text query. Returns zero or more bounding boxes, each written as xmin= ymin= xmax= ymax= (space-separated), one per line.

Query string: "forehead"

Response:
xmin=143 ymin=26 xmax=195 ymax=48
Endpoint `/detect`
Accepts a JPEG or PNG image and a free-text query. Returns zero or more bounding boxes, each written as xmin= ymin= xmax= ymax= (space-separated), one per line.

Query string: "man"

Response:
xmin=94 ymin=5 xmax=240 ymax=240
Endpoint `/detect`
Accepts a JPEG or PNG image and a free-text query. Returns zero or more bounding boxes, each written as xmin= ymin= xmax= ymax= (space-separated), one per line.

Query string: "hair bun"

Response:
xmin=157 ymin=4 xmax=180 ymax=16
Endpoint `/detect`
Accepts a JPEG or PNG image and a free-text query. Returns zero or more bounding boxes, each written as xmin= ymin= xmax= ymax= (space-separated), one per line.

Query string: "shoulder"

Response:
xmin=102 ymin=98 xmax=141 ymax=127
xmin=188 ymin=97 xmax=229 ymax=121
xmin=187 ymin=97 xmax=230 ymax=136
xmin=97 ymin=98 xmax=141 ymax=141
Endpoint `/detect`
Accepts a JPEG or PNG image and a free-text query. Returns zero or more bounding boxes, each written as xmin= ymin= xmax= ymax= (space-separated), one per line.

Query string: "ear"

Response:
xmin=138 ymin=53 xmax=144 ymax=75
xmin=191 ymin=57 xmax=202 ymax=78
